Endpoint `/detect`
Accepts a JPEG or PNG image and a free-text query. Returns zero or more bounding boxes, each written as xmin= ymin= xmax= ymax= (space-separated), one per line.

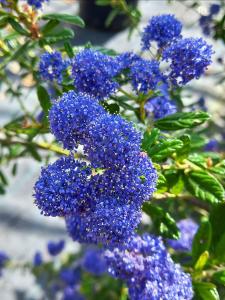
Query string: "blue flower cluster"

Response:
xmin=144 ymin=83 xmax=177 ymax=119
xmin=72 ymin=49 xmax=120 ymax=99
xmin=204 ymin=139 xmax=219 ymax=152
xmin=199 ymin=4 xmax=220 ymax=36
xmin=83 ymin=114 xmax=142 ymax=168
xmin=34 ymin=156 xmax=93 ymax=217
xmin=39 ymin=51 xmax=69 ymax=83
xmin=141 ymin=14 xmax=182 ymax=50
xmin=168 ymin=219 xmax=198 ymax=252
xmin=63 ymin=287 xmax=85 ymax=300
xmin=130 ymin=58 xmax=163 ymax=95
xmin=82 ymin=248 xmax=107 ymax=276
xmin=65 ymin=199 xmax=142 ymax=245
xmin=104 ymin=234 xmax=193 ymax=300
xmin=139 ymin=14 xmax=213 ymax=86
xmin=48 ymin=239 xmax=65 ymax=256
xmin=145 ymin=96 xmax=177 ymax=120
xmin=32 ymin=241 xmax=85 ymax=300
xmin=33 ymin=251 xmax=43 ymax=266
xmin=27 ymin=0 xmax=49 ymax=9
xmin=0 ymin=251 xmax=9 ymax=276
xmin=49 ymin=91 xmax=105 ymax=150
xmin=34 ymin=91 xmax=157 ymax=246
xmin=162 ymin=38 xmax=213 ymax=85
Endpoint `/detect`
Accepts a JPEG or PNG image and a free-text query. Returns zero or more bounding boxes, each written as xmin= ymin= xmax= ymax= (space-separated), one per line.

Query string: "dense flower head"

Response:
xmin=145 ymin=96 xmax=177 ymax=120
xmin=141 ymin=14 xmax=182 ymax=50
xmin=199 ymin=15 xmax=213 ymax=36
xmin=168 ymin=219 xmax=198 ymax=252
xmin=63 ymin=287 xmax=85 ymax=300
xmin=82 ymin=248 xmax=107 ymax=275
xmin=210 ymin=3 xmax=220 ymax=15
xmin=34 ymin=156 xmax=93 ymax=217
xmin=199 ymin=4 xmax=220 ymax=36
xmin=162 ymin=37 xmax=213 ymax=85
xmin=47 ymin=240 xmax=65 ymax=256
xmin=39 ymin=51 xmax=69 ymax=83
xmin=84 ymin=114 xmax=142 ymax=168
xmin=130 ymin=58 xmax=163 ymax=94
xmin=204 ymin=139 xmax=219 ymax=152
xmin=72 ymin=49 xmax=119 ymax=99
xmin=60 ymin=267 xmax=81 ymax=286
xmin=115 ymin=52 xmax=140 ymax=71
xmin=49 ymin=91 xmax=106 ymax=150
xmin=33 ymin=251 xmax=43 ymax=266
xmin=27 ymin=0 xmax=49 ymax=9
xmin=66 ymin=198 xmax=142 ymax=246
xmin=92 ymin=155 xmax=157 ymax=206
xmin=105 ymin=233 xmax=193 ymax=300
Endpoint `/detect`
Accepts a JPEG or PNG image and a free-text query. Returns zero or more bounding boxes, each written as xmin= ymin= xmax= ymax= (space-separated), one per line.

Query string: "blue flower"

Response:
xmin=199 ymin=15 xmax=213 ymax=36
xmin=60 ymin=267 xmax=81 ymax=286
xmin=0 ymin=251 xmax=9 ymax=276
xmin=34 ymin=156 xmax=93 ymax=217
xmin=141 ymin=14 xmax=182 ymax=50
xmin=115 ymin=52 xmax=140 ymax=70
xmin=82 ymin=248 xmax=107 ymax=276
xmin=92 ymin=155 xmax=157 ymax=206
xmin=199 ymin=4 xmax=220 ymax=36
xmin=72 ymin=49 xmax=119 ymax=99
xmin=33 ymin=251 xmax=43 ymax=266
xmin=47 ymin=240 xmax=65 ymax=256
xmin=105 ymin=233 xmax=193 ymax=300
xmin=49 ymin=91 xmax=106 ymax=150
xmin=84 ymin=114 xmax=142 ymax=168
xmin=168 ymin=219 xmax=198 ymax=252
xmin=39 ymin=51 xmax=69 ymax=83
xmin=210 ymin=4 xmax=220 ymax=15
xmin=204 ymin=139 xmax=219 ymax=152
xmin=130 ymin=59 xmax=163 ymax=94
xmin=162 ymin=38 xmax=213 ymax=85
xmin=27 ymin=0 xmax=49 ymax=9
xmin=62 ymin=287 xmax=85 ymax=300
xmin=66 ymin=198 xmax=142 ymax=246
xmin=145 ymin=96 xmax=177 ymax=120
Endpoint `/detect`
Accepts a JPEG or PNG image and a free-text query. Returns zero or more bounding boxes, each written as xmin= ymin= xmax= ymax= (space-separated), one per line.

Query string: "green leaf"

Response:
xmin=210 ymin=203 xmax=225 ymax=252
xmin=0 ymin=15 xmax=9 ymax=28
xmin=212 ymin=270 xmax=225 ymax=286
xmin=192 ymin=220 xmax=212 ymax=263
xmin=41 ymin=19 xmax=60 ymax=34
xmin=143 ymin=203 xmax=179 ymax=239
xmin=147 ymin=139 xmax=183 ymax=162
xmin=176 ymin=134 xmax=191 ymax=161
xmin=154 ymin=111 xmax=210 ymax=130
xmin=141 ymin=128 xmax=160 ymax=153
xmin=37 ymin=86 xmax=51 ymax=114
xmin=42 ymin=14 xmax=85 ymax=27
xmin=41 ymin=28 xmax=74 ymax=44
xmin=11 ymin=163 xmax=18 ymax=176
xmin=194 ymin=251 xmax=209 ymax=271
xmin=27 ymin=145 xmax=42 ymax=162
xmin=102 ymin=103 xmax=120 ymax=114
xmin=64 ymin=42 xmax=74 ymax=58
xmin=0 ymin=170 xmax=8 ymax=185
xmin=156 ymin=173 xmax=167 ymax=193
xmin=8 ymin=18 xmax=30 ymax=36
xmin=183 ymin=171 xmax=224 ymax=204
xmin=215 ymin=232 xmax=225 ymax=261
xmin=194 ymin=282 xmax=220 ymax=300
